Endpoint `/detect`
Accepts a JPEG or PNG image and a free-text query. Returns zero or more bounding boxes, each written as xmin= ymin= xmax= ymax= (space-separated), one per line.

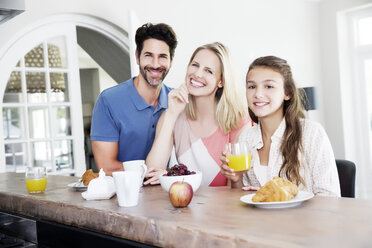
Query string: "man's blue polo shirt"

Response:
xmin=90 ymin=77 xmax=172 ymax=162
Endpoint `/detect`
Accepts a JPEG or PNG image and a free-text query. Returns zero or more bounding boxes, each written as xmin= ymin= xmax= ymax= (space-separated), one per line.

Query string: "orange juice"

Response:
xmin=26 ymin=178 xmax=47 ymax=193
xmin=227 ymin=154 xmax=252 ymax=172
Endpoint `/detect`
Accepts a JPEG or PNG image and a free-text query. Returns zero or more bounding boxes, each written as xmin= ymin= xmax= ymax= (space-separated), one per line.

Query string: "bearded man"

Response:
xmin=91 ymin=23 xmax=177 ymax=176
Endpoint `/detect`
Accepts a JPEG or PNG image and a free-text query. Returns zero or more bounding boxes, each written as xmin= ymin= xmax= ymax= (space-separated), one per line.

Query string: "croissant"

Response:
xmin=252 ymin=177 xmax=298 ymax=202
xmin=82 ymin=169 xmax=99 ymax=186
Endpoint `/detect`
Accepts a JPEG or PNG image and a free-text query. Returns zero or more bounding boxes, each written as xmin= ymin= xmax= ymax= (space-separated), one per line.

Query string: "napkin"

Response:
xmin=81 ymin=169 xmax=116 ymax=200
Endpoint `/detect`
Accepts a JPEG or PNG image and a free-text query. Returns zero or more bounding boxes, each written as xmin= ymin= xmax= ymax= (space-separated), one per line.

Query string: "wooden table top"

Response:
xmin=0 ymin=172 xmax=371 ymax=247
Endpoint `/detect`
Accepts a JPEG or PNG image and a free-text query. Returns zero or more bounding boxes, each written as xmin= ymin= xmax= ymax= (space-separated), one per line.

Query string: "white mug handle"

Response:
xmin=141 ymin=163 xmax=148 ymax=180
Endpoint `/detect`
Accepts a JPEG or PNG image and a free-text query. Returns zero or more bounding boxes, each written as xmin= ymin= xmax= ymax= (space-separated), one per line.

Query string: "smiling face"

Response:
xmin=136 ymin=38 xmax=172 ymax=87
xmin=186 ymin=49 xmax=222 ymax=97
xmin=246 ymin=66 xmax=290 ymax=121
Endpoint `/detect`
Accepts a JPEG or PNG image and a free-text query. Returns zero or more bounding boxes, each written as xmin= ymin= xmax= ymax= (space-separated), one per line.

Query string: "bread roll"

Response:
xmin=252 ymin=177 xmax=298 ymax=202
xmin=82 ymin=169 xmax=99 ymax=186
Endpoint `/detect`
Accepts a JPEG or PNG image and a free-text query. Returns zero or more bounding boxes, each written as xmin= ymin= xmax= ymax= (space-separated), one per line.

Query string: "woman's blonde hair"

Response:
xmin=185 ymin=42 xmax=247 ymax=134
xmin=247 ymin=56 xmax=306 ymax=186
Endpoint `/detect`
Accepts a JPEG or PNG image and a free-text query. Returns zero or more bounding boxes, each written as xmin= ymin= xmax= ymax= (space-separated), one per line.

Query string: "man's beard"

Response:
xmin=140 ymin=65 xmax=169 ymax=87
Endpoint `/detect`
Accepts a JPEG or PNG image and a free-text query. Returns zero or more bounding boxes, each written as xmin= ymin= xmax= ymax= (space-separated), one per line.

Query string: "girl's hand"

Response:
xmin=220 ymin=149 xmax=242 ymax=183
xmin=242 ymin=186 xmax=259 ymax=191
xmin=167 ymin=84 xmax=189 ymax=116
xmin=143 ymin=167 xmax=167 ymax=185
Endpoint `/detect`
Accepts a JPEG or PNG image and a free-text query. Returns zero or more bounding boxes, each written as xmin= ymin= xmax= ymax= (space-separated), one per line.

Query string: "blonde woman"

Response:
xmin=145 ymin=42 xmax=248 ymax=186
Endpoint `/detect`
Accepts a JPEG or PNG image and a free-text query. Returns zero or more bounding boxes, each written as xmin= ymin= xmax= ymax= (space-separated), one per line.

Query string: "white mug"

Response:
xmin=122 ymin=160 xmax=148 ymax=187
xmin=112 ymin=171 xmax=142 ymax=207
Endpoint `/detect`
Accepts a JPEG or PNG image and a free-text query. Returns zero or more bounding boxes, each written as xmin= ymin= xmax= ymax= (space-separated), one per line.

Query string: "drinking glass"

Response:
xmin=25 ymin=166 xmax=47 ymax=193
xmin=227 ymin=141 xmax=252 ymax=172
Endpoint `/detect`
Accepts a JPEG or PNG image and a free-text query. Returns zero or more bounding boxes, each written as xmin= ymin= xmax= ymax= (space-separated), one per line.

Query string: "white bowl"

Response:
xmin=159 ymin=171 xmax=202 ymax=192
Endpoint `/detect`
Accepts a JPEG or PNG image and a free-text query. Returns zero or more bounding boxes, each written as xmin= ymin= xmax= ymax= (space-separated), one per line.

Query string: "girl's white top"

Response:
xmin=239 ymin=118 xmax=341 ymax=197
xmin=254 ymin=164 xmax=269 ymax=186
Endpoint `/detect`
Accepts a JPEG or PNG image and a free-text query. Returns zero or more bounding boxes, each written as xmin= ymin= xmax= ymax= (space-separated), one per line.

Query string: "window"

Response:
xmin=0 ymin=14 xmax=131 ymax=176
xmin=354 ymin=14 xmax=372 ymax=170
xmin=339 ymin=6 xmax=372 ymax=198
xmin=357 ymin=16 xmax=372 ymax=46
xmin=365 ymin=59 xmax=372 ymax=162
xmin=3 ymin=38 xmax=75 ymax=174
xmin=0 ymin=22 xmax=85 ymax=175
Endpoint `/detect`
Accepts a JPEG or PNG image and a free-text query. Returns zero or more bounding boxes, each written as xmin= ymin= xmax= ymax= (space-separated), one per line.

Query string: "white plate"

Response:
xmin=240 ymin=191 xmax=314 ymax=209
xmin=67 ymin=180 xmax=87 ymax=191
xmin=81 ymin=191 xmax=115 ymax=201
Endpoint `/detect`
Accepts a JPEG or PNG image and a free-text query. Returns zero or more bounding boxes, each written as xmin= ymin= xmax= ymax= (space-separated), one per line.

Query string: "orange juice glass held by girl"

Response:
xmin=221 ymin=56 xmax=340 ymax=197
xmin=227 ymin=141 xmax=252 ymax=172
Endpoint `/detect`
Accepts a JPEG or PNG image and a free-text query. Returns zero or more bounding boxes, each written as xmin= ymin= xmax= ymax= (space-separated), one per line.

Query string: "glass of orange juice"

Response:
xmin=25 ymin=167 xmax=47 ymax=193
xmin=227 ymin=141 xmax=252 ymax=172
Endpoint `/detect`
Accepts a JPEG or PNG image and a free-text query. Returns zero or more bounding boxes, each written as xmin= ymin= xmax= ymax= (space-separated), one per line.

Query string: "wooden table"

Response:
xmin=0 ymin=172 xmax=371 ymax=247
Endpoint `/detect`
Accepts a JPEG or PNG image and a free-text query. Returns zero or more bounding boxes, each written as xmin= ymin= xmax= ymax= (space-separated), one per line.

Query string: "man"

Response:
xmin=90 ymin=23 xmax=177 ymax=176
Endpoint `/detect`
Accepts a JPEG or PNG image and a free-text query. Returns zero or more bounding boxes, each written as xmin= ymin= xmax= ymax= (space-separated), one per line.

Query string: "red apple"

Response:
xmin=169 ymin=181 xmax=193 ymax=207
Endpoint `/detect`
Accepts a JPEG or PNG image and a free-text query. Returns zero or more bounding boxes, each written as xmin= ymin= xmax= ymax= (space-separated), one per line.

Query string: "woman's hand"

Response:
xmin=143 ymin=167 xmax=167 ymax=185
xmin=220 ymin=149 xmax=243 ymax=187
xmin=167 ymin=84 xmax=189 ymax=116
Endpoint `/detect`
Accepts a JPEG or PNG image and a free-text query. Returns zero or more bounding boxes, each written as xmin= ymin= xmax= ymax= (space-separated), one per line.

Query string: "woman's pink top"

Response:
xmin=173 ymin=111 xmax=249 ymax=187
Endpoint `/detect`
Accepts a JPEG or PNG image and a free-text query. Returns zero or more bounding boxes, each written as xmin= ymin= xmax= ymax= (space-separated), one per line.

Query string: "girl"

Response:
xmin=221 ymin=56 xmax=340 ymax=196
xmin=145 ymin=42 xmax=248 ymax=186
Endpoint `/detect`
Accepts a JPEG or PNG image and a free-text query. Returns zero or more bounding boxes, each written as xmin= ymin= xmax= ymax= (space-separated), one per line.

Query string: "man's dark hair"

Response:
xmin=135 ymin=23 xmax=177 ymax=59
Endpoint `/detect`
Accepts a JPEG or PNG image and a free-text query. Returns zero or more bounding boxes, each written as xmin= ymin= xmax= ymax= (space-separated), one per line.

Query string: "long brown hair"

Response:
xmin=247 ymin=56 xmax=306 ymax=186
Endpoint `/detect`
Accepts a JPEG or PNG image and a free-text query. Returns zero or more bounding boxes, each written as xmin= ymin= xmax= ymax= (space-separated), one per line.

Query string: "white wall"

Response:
xmin=0 ymin=0 xmax=371 ymax=159
xmin=0 ymin=0 xmax=323 ymax=112
xmin=77 ymin=45 xmax=116 ymax=92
